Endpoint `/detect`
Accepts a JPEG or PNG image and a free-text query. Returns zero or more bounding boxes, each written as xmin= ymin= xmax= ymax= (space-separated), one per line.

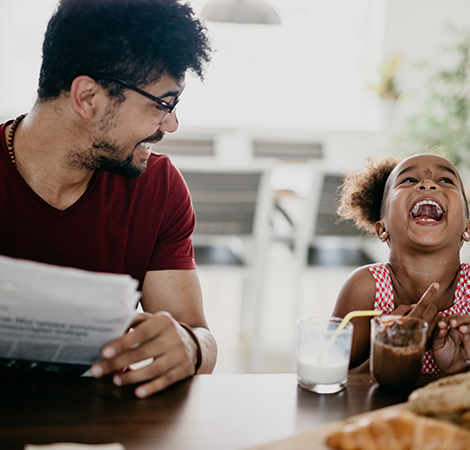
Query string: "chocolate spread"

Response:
xmin=370 ymin=316 xmax=427 ymax=390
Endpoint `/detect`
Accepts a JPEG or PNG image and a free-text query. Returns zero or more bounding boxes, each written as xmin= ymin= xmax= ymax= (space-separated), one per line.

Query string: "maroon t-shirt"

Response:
xmin=0 ymin=120 xmax=196 ymax=289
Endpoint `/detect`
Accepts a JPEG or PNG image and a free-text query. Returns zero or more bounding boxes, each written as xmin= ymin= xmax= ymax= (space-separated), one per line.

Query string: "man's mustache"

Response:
xmin=142 ymin=130 xmax=165 ymax=145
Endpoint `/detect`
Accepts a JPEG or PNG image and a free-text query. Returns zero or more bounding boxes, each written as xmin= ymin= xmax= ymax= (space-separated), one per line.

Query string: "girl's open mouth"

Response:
xmin=410 ymin=199 xmax=444 ymax=222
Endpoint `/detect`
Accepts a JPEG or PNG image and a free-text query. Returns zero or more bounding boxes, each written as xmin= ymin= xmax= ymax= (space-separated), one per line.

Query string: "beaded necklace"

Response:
xmin=6 ymin=114 xmax=27 ymax=166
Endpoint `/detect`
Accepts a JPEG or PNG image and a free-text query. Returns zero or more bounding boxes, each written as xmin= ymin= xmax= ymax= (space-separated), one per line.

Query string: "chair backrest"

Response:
xmin=293 ymin=166 xmax=366 ymax=268
xmin=314 ymin=173 xmax=362 ymax=238
xmin=253 ymin=140 xmax=323 ymax=162
xmin=177 ymin=163 xmax=274 ymax=243
xmin=155 ymin=135 xmax=215 ymax=157
xmin=182 ymin=171 xmax=262 ymax=236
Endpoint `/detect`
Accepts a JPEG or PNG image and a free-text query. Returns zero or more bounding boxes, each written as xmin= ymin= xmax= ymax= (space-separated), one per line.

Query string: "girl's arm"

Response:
xmin=331 ymin=266 xmax=377 ymax=371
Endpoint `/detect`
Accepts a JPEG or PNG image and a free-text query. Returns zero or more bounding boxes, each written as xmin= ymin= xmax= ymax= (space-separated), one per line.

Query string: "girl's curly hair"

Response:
xmin=337 ymin=157 xmax=399 ymax=234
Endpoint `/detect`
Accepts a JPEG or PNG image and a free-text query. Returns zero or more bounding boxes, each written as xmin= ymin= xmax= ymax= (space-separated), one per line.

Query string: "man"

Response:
xmin=0 ymin=0 xmax=217 ymax=398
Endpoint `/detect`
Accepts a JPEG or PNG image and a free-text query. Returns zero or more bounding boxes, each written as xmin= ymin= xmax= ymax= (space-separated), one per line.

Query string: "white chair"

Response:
xmin=292 ymin=164 xmax=375 ymax=319
xmin=176 ymin=162 xmax=275 ymax=370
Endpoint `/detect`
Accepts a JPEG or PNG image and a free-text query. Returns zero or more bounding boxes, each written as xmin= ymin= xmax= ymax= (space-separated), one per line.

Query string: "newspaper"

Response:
xmin=0 ymin=255 xmax=140 ymax=374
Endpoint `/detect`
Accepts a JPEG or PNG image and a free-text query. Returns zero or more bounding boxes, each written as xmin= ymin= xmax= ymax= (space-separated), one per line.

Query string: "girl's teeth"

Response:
xmin=411 ymin=200 xmax=443 ymax=215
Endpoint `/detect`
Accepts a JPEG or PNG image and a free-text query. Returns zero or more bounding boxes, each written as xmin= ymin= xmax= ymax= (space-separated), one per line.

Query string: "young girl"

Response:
xmin=333 ymin=152 xmax=470 ymax=375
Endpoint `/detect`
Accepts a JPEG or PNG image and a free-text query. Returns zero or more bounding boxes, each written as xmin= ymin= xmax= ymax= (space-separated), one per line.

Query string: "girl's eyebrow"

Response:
xmin=437 ymin=164 xmax=458 ymax=178
xmin=396 ymin=165 xmax=416 ymax=178
xmin=396 ymin=163 xmax=457 ymax=179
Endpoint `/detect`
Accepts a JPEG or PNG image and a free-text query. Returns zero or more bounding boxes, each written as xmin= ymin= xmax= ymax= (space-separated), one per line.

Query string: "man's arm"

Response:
xmin=140 ymin=268 xmax=217 ymax=375
xmin=90 ymin=269 xmax=217 ymax=397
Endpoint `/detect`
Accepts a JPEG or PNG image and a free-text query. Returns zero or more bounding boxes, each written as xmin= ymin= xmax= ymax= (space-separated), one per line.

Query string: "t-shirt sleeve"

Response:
xmin=147 ymin=162 xmax=196 ymax=271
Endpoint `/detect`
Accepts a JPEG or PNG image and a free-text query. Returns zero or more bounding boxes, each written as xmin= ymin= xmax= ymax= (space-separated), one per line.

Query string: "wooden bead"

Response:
xmin=6 ymin=113 xmax=27 ymax=167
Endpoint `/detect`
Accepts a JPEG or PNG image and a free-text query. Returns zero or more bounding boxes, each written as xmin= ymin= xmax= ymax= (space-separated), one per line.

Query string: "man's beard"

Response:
xmin=70 ymin=131 xmax=165 ymax=179
xmin=93 ymin=149 xmax=144 ymax=179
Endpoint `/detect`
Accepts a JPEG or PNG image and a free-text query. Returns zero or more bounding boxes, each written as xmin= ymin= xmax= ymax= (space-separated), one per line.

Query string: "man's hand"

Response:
xmin=90 ymin=311 xmax=199 ymax=398
xmin=433 ymin=315 xmax=470 ymax=374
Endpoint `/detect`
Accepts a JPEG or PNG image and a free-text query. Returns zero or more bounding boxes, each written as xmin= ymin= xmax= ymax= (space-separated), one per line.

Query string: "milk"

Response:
xmin=297 ymin=352 xmax=349 ymax=384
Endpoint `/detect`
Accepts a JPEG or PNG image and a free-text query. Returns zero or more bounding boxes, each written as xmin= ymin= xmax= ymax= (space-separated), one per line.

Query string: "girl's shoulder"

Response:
xmin=333 ymin=265 xmax=377 ymax=314
xmin=344 ymin=264 xmax=379 ymax=290
xmin=366 ymin=262 xmax=392 ymax=284
xmin=456 ymin=263 xmax=470 ymax=292
xmin=454 ymin=263 xmax=470 ymax=303
xmin=460 ymin=262 xmax=470 ymax=274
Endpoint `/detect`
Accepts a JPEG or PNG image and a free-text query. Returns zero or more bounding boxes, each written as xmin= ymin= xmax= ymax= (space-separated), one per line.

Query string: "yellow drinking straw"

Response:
xmin=319 ymin=310 xmax=382 ymax=360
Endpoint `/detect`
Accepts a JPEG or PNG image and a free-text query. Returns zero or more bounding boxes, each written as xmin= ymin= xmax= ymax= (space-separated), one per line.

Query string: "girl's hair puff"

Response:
xmin=337 ymin=157 xmax=399 ymax=234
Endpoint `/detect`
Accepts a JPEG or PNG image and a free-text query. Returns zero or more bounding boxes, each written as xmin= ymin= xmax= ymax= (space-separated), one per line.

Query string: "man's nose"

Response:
xmin=159 ymin=111 xmax=179 ymax=133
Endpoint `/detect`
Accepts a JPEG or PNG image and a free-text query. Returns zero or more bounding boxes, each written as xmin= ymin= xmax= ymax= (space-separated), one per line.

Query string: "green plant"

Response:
xmin=368 ymin=54 xmax=402 ymax=100
xmin=401 ymin=28 xmax=470 ymax=169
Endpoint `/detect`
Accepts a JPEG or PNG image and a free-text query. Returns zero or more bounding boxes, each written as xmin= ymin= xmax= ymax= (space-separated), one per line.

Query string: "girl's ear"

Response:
xmin=375 ymin=221 xmax=388 ymax=242
xmin=463 ymin=220 xmax=470 ymax=242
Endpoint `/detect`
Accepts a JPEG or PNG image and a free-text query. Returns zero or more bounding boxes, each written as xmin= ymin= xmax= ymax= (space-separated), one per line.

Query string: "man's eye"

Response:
xmin=155 ymin=105 xmax=167 ymax=112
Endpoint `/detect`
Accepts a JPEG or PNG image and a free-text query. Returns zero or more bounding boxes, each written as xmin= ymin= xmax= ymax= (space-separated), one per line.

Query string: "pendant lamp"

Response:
xmin=201 ymin=0 xmax=281 ymax=25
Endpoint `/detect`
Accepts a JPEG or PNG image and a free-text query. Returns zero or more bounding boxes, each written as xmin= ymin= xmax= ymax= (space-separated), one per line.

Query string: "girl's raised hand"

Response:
xmin=407 ymin=283 xmax=440 ymax=346
xmin=408 ymin=283 xmax=439 ymax=324
xmin=433 ymin=315 xmax=470 ymax=374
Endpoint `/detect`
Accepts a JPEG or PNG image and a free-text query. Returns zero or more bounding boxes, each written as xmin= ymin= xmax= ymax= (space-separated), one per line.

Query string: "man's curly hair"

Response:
xmin=38 ymin=0 xmax=212 ymax=101
xmin=337 ymin=157 xmax=399 ymax=234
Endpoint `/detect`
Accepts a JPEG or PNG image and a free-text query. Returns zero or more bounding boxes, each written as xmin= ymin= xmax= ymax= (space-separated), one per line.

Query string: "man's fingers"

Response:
xmin=92 ymin=326 xmax=174 ymax=377
xmin=91 ymin=313 xmax=191 ymax=379
xmin=133 ymin=366 xmax=190 ymax=398
xmin=90 ymin=313 xmax=172 ymax=377
xmin=107 ymin=313 xmax=175 ymax=358
xmin=114 ymin=353 xmax=192 ymax=398
xmin=129 ymin=312 xmax=154 ymax=328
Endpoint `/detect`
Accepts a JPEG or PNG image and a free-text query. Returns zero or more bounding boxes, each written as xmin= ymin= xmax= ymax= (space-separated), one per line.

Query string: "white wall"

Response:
xmin=383 ymin=0 xmax=470 ymax=63
xmin=0 ymin=0 xmax=57 ymax=119
xmin=179 ymin=0 xmax=470 ymax=169
xmin=381 ymin=0 xmax=470 ymax=134
xmin=1 ymin=0 xmax=470 ymax=169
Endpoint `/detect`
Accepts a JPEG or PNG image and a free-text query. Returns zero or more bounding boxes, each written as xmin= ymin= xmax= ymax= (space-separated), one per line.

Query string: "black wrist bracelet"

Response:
xmin=179 ymin=322 xmax=202 ymax=374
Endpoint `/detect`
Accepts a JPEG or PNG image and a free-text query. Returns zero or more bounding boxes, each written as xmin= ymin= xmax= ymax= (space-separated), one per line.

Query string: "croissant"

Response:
xmin=325 ymin=410 xmax=470 ymax=450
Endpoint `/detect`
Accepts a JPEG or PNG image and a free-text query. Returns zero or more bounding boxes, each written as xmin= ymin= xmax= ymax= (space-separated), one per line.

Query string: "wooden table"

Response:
xmin=0 ymin=369 xmax=437 ymax=450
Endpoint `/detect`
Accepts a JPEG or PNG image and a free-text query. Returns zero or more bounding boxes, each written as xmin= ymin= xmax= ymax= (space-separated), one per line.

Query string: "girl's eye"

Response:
xmin=439 ymin=177 xmax=455 ymax=184
xmin=400 ymin=177 xmax=417 ymax=184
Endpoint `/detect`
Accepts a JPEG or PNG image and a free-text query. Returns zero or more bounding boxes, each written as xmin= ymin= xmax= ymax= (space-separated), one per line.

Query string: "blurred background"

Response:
xmin=2 ymin=0 xmax=470 ymax=374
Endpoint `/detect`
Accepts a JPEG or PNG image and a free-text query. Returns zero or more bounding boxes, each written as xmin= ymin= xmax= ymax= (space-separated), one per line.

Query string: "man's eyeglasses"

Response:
xmin=110 ymin=77 xmax=179 ymax=119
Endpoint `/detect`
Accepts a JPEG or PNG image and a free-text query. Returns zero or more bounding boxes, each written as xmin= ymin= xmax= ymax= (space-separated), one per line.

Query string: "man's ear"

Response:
xmin=375 ymin=221 xmax=388 ymax=242
xmin=70 ymin=76 xmax=104 ymax=120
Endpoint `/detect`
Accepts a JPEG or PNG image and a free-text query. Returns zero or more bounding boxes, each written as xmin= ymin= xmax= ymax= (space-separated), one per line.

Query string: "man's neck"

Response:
xmin=7 ymin=103 xmax=96 ymax=211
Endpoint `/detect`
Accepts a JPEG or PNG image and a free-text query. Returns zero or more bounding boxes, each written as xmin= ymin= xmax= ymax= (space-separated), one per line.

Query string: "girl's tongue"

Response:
xmin=411 ymin=203 xmax=444 ymax=221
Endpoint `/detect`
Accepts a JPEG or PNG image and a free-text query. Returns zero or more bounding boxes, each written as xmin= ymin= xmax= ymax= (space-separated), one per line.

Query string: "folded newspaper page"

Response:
xmin=0 ymin=255 xmax=140 ymax=374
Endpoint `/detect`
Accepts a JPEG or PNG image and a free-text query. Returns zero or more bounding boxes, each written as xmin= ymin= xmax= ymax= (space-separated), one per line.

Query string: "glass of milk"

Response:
xmin=296 ymin=317 xmax=353 ymax=394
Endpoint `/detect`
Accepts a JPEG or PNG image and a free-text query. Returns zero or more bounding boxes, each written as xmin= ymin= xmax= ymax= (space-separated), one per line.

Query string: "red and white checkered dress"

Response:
xmin=368 ymin=262 xmax=470 ymax=374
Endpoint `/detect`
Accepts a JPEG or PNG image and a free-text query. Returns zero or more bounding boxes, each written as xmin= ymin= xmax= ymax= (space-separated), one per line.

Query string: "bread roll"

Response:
xmin=408 ymin=372 xmax=470 ymax=415
xmin=325 ymin=410 xmax=470 ymax=450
